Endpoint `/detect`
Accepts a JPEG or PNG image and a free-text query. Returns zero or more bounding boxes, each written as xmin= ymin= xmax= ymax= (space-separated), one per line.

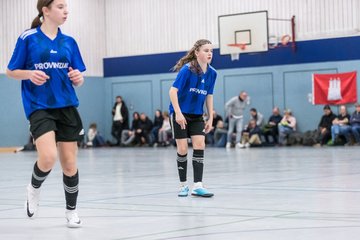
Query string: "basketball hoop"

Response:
xmin=227 ymin=43 xmax=247 ymax=51
xmin=281 ymin=34 xmax=291 ymax=46
xmin=230 ymin=52 xmax=240 ymax=61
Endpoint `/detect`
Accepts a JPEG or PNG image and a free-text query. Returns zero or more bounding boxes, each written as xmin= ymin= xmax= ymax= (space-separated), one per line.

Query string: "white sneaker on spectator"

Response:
xmin=66 ymin=210 xmax=82 ymax=228
xmin=226 ymin=142 xmax=231 ymax=149
xmin=245 ymin=142 xmax=250 ymax=148
xmin=236 ymin=143 xmax=245 ymax=148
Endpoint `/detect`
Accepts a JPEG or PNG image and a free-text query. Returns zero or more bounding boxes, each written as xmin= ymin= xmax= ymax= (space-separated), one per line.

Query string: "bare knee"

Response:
xmin=37 ymin=151 xmax=57 ymax=171
xmin=176 ymin=140 xmax=188 ymax=155
xmin=192 ymin=142 xmax=205 ymax=149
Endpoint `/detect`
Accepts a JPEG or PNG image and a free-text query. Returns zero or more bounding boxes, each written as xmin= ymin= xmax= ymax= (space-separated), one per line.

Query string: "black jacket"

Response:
xmin=112 ymin=102 xmax=129 ymax=129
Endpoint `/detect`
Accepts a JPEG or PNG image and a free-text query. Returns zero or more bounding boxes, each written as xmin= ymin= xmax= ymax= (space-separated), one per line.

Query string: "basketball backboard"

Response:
xmin=218 ymin=11 xmax=269 ymax=55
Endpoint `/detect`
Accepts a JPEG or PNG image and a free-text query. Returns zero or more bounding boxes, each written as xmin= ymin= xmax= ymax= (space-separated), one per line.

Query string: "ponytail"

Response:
xmin=31 ymin=0 xmax=54 ymax=28
xmin=31 ymin=14 xmax=42 ymax=29
xmin=172 ymin=39 xmax=212 ymax=73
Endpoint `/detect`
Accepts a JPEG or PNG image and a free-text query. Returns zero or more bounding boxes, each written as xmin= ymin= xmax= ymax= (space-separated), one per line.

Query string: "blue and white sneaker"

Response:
xmin=191 ymin=182 xmax=214 ymax=198
xmin=178 ymin=185 xmax=189 ymax=197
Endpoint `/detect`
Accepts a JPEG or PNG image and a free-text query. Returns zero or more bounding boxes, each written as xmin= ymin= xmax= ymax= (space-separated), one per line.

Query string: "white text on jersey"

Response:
xmin=34 ymin=62 xmax=69 ymax=70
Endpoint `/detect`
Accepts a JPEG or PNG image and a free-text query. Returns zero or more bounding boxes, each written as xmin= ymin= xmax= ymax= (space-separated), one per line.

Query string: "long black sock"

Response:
xmin=177 ymin=153 xmax=187 ymax=182
xmin=63 ymin=170 xmax=79 ymax=210
xmin=31 ymin=162 xmax=51 ymax=188
xmin=192 ymin=149 xmax=204 ymax=183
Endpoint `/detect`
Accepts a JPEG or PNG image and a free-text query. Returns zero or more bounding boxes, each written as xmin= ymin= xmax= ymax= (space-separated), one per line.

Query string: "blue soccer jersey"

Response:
xmin=169 ymin=63 xmax=217 ymax=115
xmin=8 ymin=27 xmax=86 ymax=119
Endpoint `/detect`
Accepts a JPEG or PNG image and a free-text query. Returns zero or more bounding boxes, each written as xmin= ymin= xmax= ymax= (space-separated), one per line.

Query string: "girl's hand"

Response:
xmin=204 ymin=119 xmax=213 ymax=133
xmin=176 ymin=112 xmax=187 ymax=130
xmin=68 ymin=67 xmax=84 ymax=86
xmin=29 ymin=70 xmax=49 ymax=86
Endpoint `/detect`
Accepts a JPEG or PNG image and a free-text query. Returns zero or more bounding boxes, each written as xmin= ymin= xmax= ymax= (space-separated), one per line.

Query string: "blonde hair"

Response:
xmin=172 ymin=39 xmax=212 ymax=73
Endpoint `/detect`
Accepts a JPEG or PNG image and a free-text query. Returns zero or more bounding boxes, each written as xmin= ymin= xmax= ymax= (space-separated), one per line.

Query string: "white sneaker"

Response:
xmin=226 ymin=142 xmax=231 ymax=148
xmin=245 ymin=142 xmax=250 ymax=148
xmin=236 ymin=143 xmax=245 ymax=148
xmin=66 ymin=210 xmax=82 ymax=228
xmin=26 ymin=184 xmax=40 ymax=218
xmin=191 ymin=182 xmax=214 ymax=197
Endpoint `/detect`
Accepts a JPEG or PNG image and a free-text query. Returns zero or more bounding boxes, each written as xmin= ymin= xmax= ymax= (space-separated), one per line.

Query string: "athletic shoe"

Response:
xmin=191 ymin=182 xmax=214 ymax=198
xmin=26 ymin=184 xmax=40 ymax=218
xmin=178 ymin=185 xmax=189 ymax=197
xmin=66 ymin=210 xmax=82 ymax=228
xmin=245 ymin=142 xmax=250 ymax=148
xmin=226 ymin=142 xmax=231 ymax=149
xmin=236 ymin=143 xmax=245 ymax=148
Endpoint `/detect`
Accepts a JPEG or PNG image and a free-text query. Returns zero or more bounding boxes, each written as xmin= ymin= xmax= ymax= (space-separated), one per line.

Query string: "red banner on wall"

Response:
xmin=312 ymin=71 xmax=357 ymax=105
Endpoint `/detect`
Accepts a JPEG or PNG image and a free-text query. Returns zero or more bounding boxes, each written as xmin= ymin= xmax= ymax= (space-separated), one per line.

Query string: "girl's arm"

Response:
xmin=6 ymin=68 xmax=49 ymax=85
xmin=169 ymin=87 xmax=187 ymax=129
xmin=204 ymin=94 xmax=214 ymax=133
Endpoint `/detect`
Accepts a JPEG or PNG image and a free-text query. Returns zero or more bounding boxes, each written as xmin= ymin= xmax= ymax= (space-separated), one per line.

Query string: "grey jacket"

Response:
xmin=225 ymin=96 xmax=250 ymax=118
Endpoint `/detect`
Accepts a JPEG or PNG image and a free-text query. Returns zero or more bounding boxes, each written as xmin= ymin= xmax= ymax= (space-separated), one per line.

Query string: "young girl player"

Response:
xmin=6 ymin=0 xmax=85 ymax=227
xmin=169 ymin=39 xmax=217 ymax=197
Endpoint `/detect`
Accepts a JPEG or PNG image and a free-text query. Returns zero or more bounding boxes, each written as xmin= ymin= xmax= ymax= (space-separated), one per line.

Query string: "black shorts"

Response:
xmin=29 ymin=107 xmax=84 ymax=142
xmin=171 ymin=113 xmax=205 ymax=139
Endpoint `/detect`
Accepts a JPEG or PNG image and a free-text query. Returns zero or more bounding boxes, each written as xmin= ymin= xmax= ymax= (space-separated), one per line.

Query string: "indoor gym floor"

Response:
xmin=0 ymin=146 xmax=360 ymax=240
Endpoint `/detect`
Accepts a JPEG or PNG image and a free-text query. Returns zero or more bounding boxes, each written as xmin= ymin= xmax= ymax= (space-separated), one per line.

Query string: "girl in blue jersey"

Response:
xmin=169 ymin=39 xmax=217 ymax=197
xmin=6 ymin=0 xmax=85 ymax=228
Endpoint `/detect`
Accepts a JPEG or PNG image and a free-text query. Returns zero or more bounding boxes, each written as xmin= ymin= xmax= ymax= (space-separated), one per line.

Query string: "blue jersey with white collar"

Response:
xmin=8 ymin=26 xmax=86 ymax=119
xmin=169 ymin=63 xmax=217 ymax=115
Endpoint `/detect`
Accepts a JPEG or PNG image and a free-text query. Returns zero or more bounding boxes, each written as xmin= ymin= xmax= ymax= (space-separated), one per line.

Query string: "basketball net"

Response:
xmin=230 ymin=52 xmax=240 ymax=61
xmin=227 ymin=43 xmax=246 ymax=61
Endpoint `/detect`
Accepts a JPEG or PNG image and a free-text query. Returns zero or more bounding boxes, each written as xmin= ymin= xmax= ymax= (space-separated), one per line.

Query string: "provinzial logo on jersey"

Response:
xmin=34 ymin=62 xmax=69 ymax=70
xmin=189 ymin=88 xmax=207 ymax=95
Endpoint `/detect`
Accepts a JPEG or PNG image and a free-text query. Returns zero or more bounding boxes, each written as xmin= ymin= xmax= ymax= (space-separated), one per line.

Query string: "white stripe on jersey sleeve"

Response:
xmin=20 ymin=29 xmax=37 ymax=40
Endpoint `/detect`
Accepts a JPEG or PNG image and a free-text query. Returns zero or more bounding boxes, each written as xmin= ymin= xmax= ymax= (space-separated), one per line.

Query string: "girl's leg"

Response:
xmin=176 ymin=139 xmax=188 ymax=182
xmin=27 ymin=131 xmax=57 ymax=218
xmin=190 ymin=135 xmax=213 ymax=197
xmin=58 ymin=141 xmax=81 ymax=228
xmin=176 ymin=139 xmax=189 ymax=197
xmin=191 ymin=135 xmax=205 ymax=183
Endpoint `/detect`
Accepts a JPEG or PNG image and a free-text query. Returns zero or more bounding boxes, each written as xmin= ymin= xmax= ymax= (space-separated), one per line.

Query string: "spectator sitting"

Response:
xmin=262 ymin=107 xmax=282 ymax=144
xmin=214 ymin=120 xmax=228 ymax=148
xmin=157 ymin=111 xmax=172 ymax=146
xmin=15 ymin=135 xmax=36 ymax=152
xmin=238 ymin=119 xmax=262 ymax=148
xmin=278 ymin=109 xmax=297 ymax=146
xmin=134 ymin=113 xmax=153 ymax=146
xmin=250 ymin=108 xmax=264 ymax=127
xmin=317 ymin=105 xmax=336 ymax=146
xmin=150 ymin=109 xmax=163 ymax=145
xmin=350 ymin=103 xmax=360 ymax=145
xmin=86 ymin=123 xmax=106 ymax=147
xmin=331 ymin=105 xmax=351 ymax=145
xmin=205 ymin=110 xmax=223 ymax=145
xmin=121 ymin=112 xmax=140 ymax=146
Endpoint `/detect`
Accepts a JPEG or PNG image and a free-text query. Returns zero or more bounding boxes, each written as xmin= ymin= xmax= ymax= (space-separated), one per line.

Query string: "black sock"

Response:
xmin=63 ymin=170 xmax=79 ymax=210
xmin=177 ymin=153 xmax=187 ymax=182
xmin=31 ymin=162 xmax=51 ymax=188
xmin=192 ymin=149 xmax=204 ymax=183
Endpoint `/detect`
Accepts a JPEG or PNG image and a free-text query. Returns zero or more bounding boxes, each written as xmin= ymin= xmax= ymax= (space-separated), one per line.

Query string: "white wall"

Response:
xmin=0 ymin=0 xmax=105 ymax=76
xmin=1 ymin=0 xmax=360 ymax=76
xmin=104 ymin=0 xmax=360 ymax=57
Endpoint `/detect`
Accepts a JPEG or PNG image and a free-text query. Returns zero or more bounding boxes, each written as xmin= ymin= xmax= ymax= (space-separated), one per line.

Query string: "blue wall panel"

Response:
xmin=0 ymin=76 xmax=105 ymax=147
xmin=223 ymin=73 xmax=274 ymax=124
xmin=283 ymin=68 xmax=338 ymax=132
